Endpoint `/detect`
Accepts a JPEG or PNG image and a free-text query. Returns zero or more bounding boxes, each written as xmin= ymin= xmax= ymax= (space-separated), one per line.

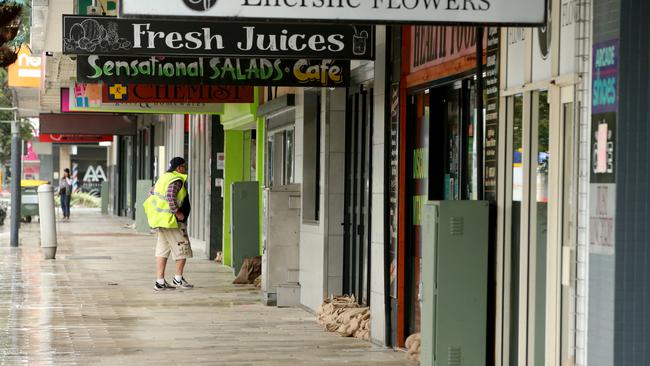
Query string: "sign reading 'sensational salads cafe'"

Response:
xmin=77 ymin=55 xmax=350 ymax=87
xmin=63 ymin=16 xmax=374 ymax=60
xmin=121 ymin=0 xmax=546 ymax=25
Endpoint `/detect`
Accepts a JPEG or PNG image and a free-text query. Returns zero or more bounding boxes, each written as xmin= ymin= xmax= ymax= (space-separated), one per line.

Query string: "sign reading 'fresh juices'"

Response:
xmin=63 ymin=16 xmax=374 ymax=60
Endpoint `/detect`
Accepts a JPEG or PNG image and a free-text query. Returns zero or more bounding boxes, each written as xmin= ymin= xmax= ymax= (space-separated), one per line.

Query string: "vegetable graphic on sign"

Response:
xmin=64 ymin=19 xmax=131 ymax=53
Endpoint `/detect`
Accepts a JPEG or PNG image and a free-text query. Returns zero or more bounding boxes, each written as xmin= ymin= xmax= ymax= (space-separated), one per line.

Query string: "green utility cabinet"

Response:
xmin=230 ymin=181 xmax=260 ymax=274
xmin=421 ymin=201 xmax=489 ymax=366
xmin=135 ymin=180 xmax=152 ymax=233
xmin=100 ymin=181 xmax=109 ymax=214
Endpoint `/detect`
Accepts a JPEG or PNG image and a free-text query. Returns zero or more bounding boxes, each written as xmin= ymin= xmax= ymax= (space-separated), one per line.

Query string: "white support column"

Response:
xmin=370 ymin=25 xmax=388 ymax=346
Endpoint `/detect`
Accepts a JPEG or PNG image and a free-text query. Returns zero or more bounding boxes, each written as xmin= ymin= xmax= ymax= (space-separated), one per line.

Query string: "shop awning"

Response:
xmin=39 ymin=113 xmax=136 ymax=136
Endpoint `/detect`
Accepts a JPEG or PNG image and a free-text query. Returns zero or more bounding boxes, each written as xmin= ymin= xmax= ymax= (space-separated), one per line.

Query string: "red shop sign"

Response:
xmin=102 ymin=83 xmax=254 ymax=104
xmin=39 ymin=134 xmax=113 ymax=143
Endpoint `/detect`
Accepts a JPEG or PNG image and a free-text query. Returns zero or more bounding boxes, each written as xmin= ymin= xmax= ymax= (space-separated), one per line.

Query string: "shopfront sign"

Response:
xmin=39 ymin=134 xmax=114 ymax=143
xmin=591 ymin=39 xmax=618 ymax=184
xmin=121 ymin=0 xmax=546 ymax=25
xmin=62 ymin=85 xmax=225 ymax=115
xmin=484 ymin=27 xmax=500 ymax=201
xmin=407 ymin=25 xmax=486 ymax=87
xmin=40 ymin=113 xmax=137 ymax=136
xmin=589 ymin=39 xmax=618 ymax=255
xmin=102 ymin=84 xmax=254 ymax=104
xmin=410 ymin=26 xmax=486 ymax=74
xmin=8 ymin=46 xmax=42 ymax=88
xmin=77 ymin=55 xmax=350 ymax=87
xmin=62 ymin=16 xmax=374 ymax=60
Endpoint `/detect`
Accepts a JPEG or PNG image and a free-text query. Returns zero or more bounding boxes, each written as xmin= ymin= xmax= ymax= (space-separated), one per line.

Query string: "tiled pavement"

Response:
xmin=0 ymin=209 xmax=410 ymax=365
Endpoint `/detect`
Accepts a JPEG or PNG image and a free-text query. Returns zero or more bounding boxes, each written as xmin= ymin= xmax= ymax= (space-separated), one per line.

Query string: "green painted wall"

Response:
xmin=78 ymin=0 xmax=118 ymax=15
xmin=221 ymin=88 xmax=265 ymax=267
xmin=256 ymin=114 xmax=265 ymax=253
xmin=243 ymin=131 xmax=253 ymax=182
xmin=222 ymin=130 xmax=245 ymax=267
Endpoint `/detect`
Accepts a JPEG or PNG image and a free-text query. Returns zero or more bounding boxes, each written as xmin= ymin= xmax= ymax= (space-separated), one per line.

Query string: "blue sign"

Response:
xmin=592 ymin=39 xmax=619 ymax=114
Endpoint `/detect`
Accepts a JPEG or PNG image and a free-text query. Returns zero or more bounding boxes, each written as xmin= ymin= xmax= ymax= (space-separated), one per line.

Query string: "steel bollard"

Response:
xmin=37 ymin=185 xmax=58 ymax=259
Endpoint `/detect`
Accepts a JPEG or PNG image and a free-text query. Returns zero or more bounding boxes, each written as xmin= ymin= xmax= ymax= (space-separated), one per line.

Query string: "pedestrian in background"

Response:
xmin=58 ymin=168 xmax=73 ymax=220
xmin=143 ymin=157 xmax=194 ymax=291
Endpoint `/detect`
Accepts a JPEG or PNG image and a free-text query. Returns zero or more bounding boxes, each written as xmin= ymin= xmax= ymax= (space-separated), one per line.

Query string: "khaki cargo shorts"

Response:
xmin=155 ymin=223 xmax=193 ymax=260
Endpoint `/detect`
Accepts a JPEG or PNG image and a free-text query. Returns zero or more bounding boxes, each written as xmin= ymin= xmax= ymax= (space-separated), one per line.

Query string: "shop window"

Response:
xmin=266 ymin=128 xmax=295 ymax=187
xmin=303 ymin=89 xmax=321 ymax=222
xmin=425 ymin=79 xmax=481 ymax=201
xmin=284 ymin=129 xmax=294 ymax=184
xmin=266 ymin=138 xmax=274 ymax=187
xmin=250 ymin=130 xmax=257 ymax=180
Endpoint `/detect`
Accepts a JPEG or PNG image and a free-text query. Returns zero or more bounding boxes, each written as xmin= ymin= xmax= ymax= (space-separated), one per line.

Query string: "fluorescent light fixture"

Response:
xmin=99 ymin=141 xmax=112 ymax=147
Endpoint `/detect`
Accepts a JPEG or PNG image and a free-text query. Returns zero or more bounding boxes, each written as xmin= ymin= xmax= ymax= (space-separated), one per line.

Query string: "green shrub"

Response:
xmin=54 ymin=192 xmax=101 ymax=208
xmin=71 ymin=192 xmax=101 ymax=208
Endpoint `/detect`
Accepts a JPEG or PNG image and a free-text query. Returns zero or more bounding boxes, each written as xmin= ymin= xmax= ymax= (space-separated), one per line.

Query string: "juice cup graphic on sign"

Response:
xmin=353 ymin=29 xmax=369 ymax=56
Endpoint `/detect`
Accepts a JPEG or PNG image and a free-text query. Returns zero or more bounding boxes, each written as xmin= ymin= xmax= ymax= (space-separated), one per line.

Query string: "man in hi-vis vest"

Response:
xmin=143 ymin=157 xmax=194 ymax=291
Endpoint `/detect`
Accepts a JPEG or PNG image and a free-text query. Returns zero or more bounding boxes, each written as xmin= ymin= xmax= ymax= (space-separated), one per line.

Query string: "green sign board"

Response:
xmin=78 ymin=0 xmax=118 ymax=16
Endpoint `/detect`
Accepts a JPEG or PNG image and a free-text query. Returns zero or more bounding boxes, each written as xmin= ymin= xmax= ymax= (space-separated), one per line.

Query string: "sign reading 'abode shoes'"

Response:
xmin=62 ymin=16 xmax=374 ymax=60
xmin=77 ymin=55 xmax=351 ymax=87
xmin=120 ymin=0 xmax=546 ymax=25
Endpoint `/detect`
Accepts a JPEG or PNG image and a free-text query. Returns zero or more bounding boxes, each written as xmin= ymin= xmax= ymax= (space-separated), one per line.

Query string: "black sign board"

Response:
xmin=63 ymin=16 xmax=374 ymax=60
xmin=484 ymin=27 xmax=500 ymax=202
xmin=77 ymin=55 xmax=350 ymax=87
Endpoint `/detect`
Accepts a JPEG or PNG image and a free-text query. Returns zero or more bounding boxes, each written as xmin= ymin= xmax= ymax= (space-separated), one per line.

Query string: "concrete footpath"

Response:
xmin=0 ymin=209 xmax=410 ymax=365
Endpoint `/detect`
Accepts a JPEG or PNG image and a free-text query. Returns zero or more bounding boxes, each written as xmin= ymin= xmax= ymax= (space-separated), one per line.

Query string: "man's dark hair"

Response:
xmin=167 ymin=157 xmax=186 ymax=172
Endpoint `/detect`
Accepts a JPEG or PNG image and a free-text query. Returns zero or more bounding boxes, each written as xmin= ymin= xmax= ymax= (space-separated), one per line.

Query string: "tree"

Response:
xmin=0 ymin=2 xmax=32 ymax=164
xmin=0 ymin=2 xmax=23 ymax=67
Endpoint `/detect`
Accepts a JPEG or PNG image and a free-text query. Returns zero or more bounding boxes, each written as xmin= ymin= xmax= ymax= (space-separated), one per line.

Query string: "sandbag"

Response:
xmin=232 ymin=256 xmax=262 ymax=284
xmin=316 ymin=295 xmax=371 ymax=340
xmin=405 ymin=333 xmax=421 ymax=363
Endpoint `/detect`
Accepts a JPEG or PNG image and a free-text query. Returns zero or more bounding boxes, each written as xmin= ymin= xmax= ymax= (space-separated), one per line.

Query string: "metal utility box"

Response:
xmin=421 ymin=201 xmax=489 ymax=366
xmin=100 ymin=181 xmax=109 ymax=214
xmin=230 ymin=181 xmax=261 ymax=274
xmin=135 ymin=180 xmax=151 ymax=233
xmin=261 ymin=185 xmax=300 ymax=306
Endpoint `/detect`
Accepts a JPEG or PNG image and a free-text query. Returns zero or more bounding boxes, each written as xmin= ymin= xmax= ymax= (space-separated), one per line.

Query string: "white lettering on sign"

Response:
xmin=83 ymin=166 xmax=108 ymax=182
xmin=595 ymin=46 xmax=616 ymax=68
xmin=133 ymin=24 xmax=224 ymax=50
xmin=589 ymin=184 xmax=615 ymax=253
xmin=17 ymin=52 xmax=42 ymax=68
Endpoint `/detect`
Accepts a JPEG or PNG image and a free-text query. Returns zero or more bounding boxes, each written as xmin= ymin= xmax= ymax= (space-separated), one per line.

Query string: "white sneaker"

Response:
xmin=153 ymin=280 xmax=175 ymax=291
xmin=172 ymin=277 xmax=194 ymax=289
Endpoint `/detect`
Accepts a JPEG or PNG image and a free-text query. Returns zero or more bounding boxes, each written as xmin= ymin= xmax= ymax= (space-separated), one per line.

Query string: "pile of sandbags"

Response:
xmin=316 ymin=295 xmax=370 ymax=340
xmin=214 ymin=252 xmax=224 ymax=263
xmin=405 ymin=333 xmax=421 ymax=363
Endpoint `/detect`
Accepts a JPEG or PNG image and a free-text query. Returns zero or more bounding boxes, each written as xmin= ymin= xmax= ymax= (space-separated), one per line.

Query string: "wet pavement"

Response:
xmin=0 ymin=209 xmax=409 ymax=365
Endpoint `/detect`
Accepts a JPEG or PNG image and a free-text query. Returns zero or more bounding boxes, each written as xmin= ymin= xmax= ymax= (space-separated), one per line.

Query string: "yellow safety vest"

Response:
xmin=143 ymin=171 xmax=188 ymax=229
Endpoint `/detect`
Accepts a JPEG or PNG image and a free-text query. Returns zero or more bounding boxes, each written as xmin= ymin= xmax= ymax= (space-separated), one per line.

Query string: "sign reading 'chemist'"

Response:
xmin=121 ymin=0 xmax=546 ymax=25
